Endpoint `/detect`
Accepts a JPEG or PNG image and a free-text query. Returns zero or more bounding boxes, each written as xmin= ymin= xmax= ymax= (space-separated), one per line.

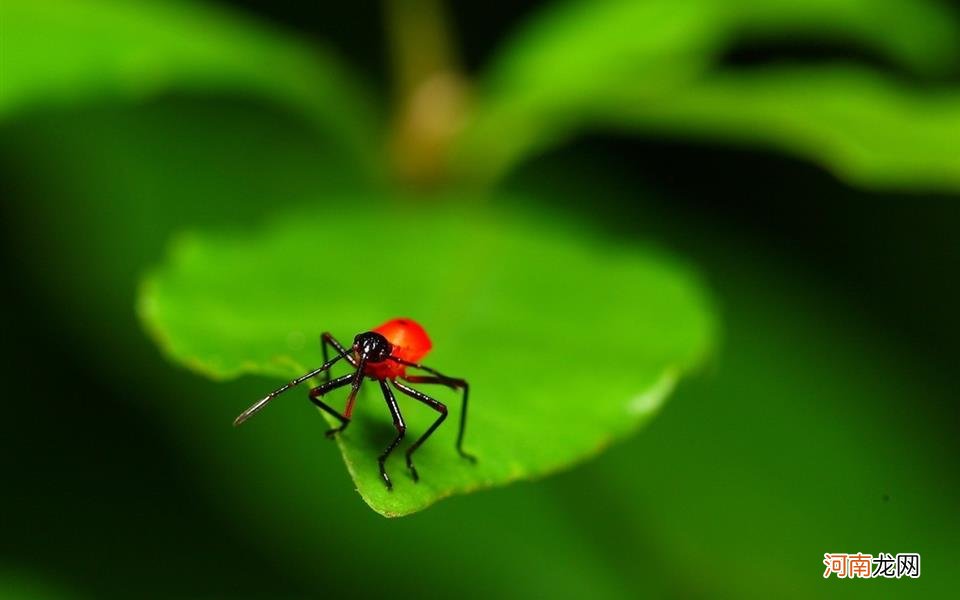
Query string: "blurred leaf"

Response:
xmin=137 ymin=200 xmax=716 ymax=516
xmin=458 ymin=0 xmax=960 ymax=187
xmin=483 ymin=0 xmax=958 ymax=96
xmin=0 ymin=0 xmax=377 ymax=158
xmin=456 ymin=1 xmax=718 ymax=182
xmin=727 ymin=0 xmax=960 ymax=72
xmin=604 ymin=66 xmax=960 ymax=191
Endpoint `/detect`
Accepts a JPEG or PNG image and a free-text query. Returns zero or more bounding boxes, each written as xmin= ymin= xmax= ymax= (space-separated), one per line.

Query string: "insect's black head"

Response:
xmin=353 ymin=331 xmax=392 ymax=363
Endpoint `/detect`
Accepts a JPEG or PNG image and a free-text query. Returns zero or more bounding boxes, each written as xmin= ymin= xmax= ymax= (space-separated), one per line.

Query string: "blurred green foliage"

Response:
xmin=598 ymin=65 xmax=960 ymax=190
xmin=1 ymin=0 xmax=958 ymax=597
xmin=458 ymin=0 xmax=960 ymax=187
xmin=0 ymin=0 xmax=378 ymax=160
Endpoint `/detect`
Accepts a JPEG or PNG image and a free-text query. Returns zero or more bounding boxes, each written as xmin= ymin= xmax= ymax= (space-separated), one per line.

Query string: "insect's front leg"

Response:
xmin=309 ymin=373 xmax=354 ymax=437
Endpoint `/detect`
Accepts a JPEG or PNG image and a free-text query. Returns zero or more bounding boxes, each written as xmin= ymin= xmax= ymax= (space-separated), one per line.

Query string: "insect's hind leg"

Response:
xmin=321 ymin=332 xmax=357 ymax=383
xmin=309 ymin=373 xmax=354 ymax=437
xmin=402 ymin=373 xmax=475 ymax=462
xmin=391 ymin=379 xmax=448 ymax=482
xmin=377 ymin=379 xmax=406 ymax=490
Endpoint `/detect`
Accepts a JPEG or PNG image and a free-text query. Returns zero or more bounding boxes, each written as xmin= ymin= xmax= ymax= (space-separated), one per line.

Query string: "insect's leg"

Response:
xmin=400 ymin=368 xmax=475 ymax=462
xmin=309 ymin=373 xmax=355 ymax=437
xmin=321 ymin=332 xmax=357 ymax=383
xmin=377 ymin=379 xmax=406 ymax=491
xmin=391 ymin=380 xmax=447 ymax=482
xmin=340 ymin=356 xmax=366 ymax=425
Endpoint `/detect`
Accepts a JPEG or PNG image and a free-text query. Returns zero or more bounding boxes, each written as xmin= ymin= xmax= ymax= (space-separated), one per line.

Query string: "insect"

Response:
xmin=233 ymin=318 xmax=475 ymax=490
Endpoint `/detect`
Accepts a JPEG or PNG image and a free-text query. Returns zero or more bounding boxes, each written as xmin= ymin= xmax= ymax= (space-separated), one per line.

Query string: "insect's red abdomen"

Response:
xmin=364 ymin=318 xmax=432 ymax=379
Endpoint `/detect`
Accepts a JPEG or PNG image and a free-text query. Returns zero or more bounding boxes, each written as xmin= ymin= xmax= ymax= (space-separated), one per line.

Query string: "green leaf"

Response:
xmin=602 ymin=65 xmax=960 ymax=191
xmin=137 ymin=199 xmax=716 ymax=516
xmin=0 ymin=0 xmax=376 ymax=157
xmin=458 ymin=0 xmax=960 ymax=187
xmin=726 ymin=0 xmax=960 ymax=73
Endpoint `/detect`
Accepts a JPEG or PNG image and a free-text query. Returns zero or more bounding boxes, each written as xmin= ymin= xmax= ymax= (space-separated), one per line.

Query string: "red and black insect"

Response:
xmin=233 ymin=318 xmax=475 ymax=489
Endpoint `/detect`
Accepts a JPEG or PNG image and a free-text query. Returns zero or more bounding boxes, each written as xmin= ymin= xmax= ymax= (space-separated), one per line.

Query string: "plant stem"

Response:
xmin=384 ymin=0 xmax=469 ymax=187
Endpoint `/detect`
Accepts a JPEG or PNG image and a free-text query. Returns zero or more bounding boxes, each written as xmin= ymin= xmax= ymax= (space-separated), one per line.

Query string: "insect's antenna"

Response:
xmin=233 ymin=349 xmax=352 ymax=427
